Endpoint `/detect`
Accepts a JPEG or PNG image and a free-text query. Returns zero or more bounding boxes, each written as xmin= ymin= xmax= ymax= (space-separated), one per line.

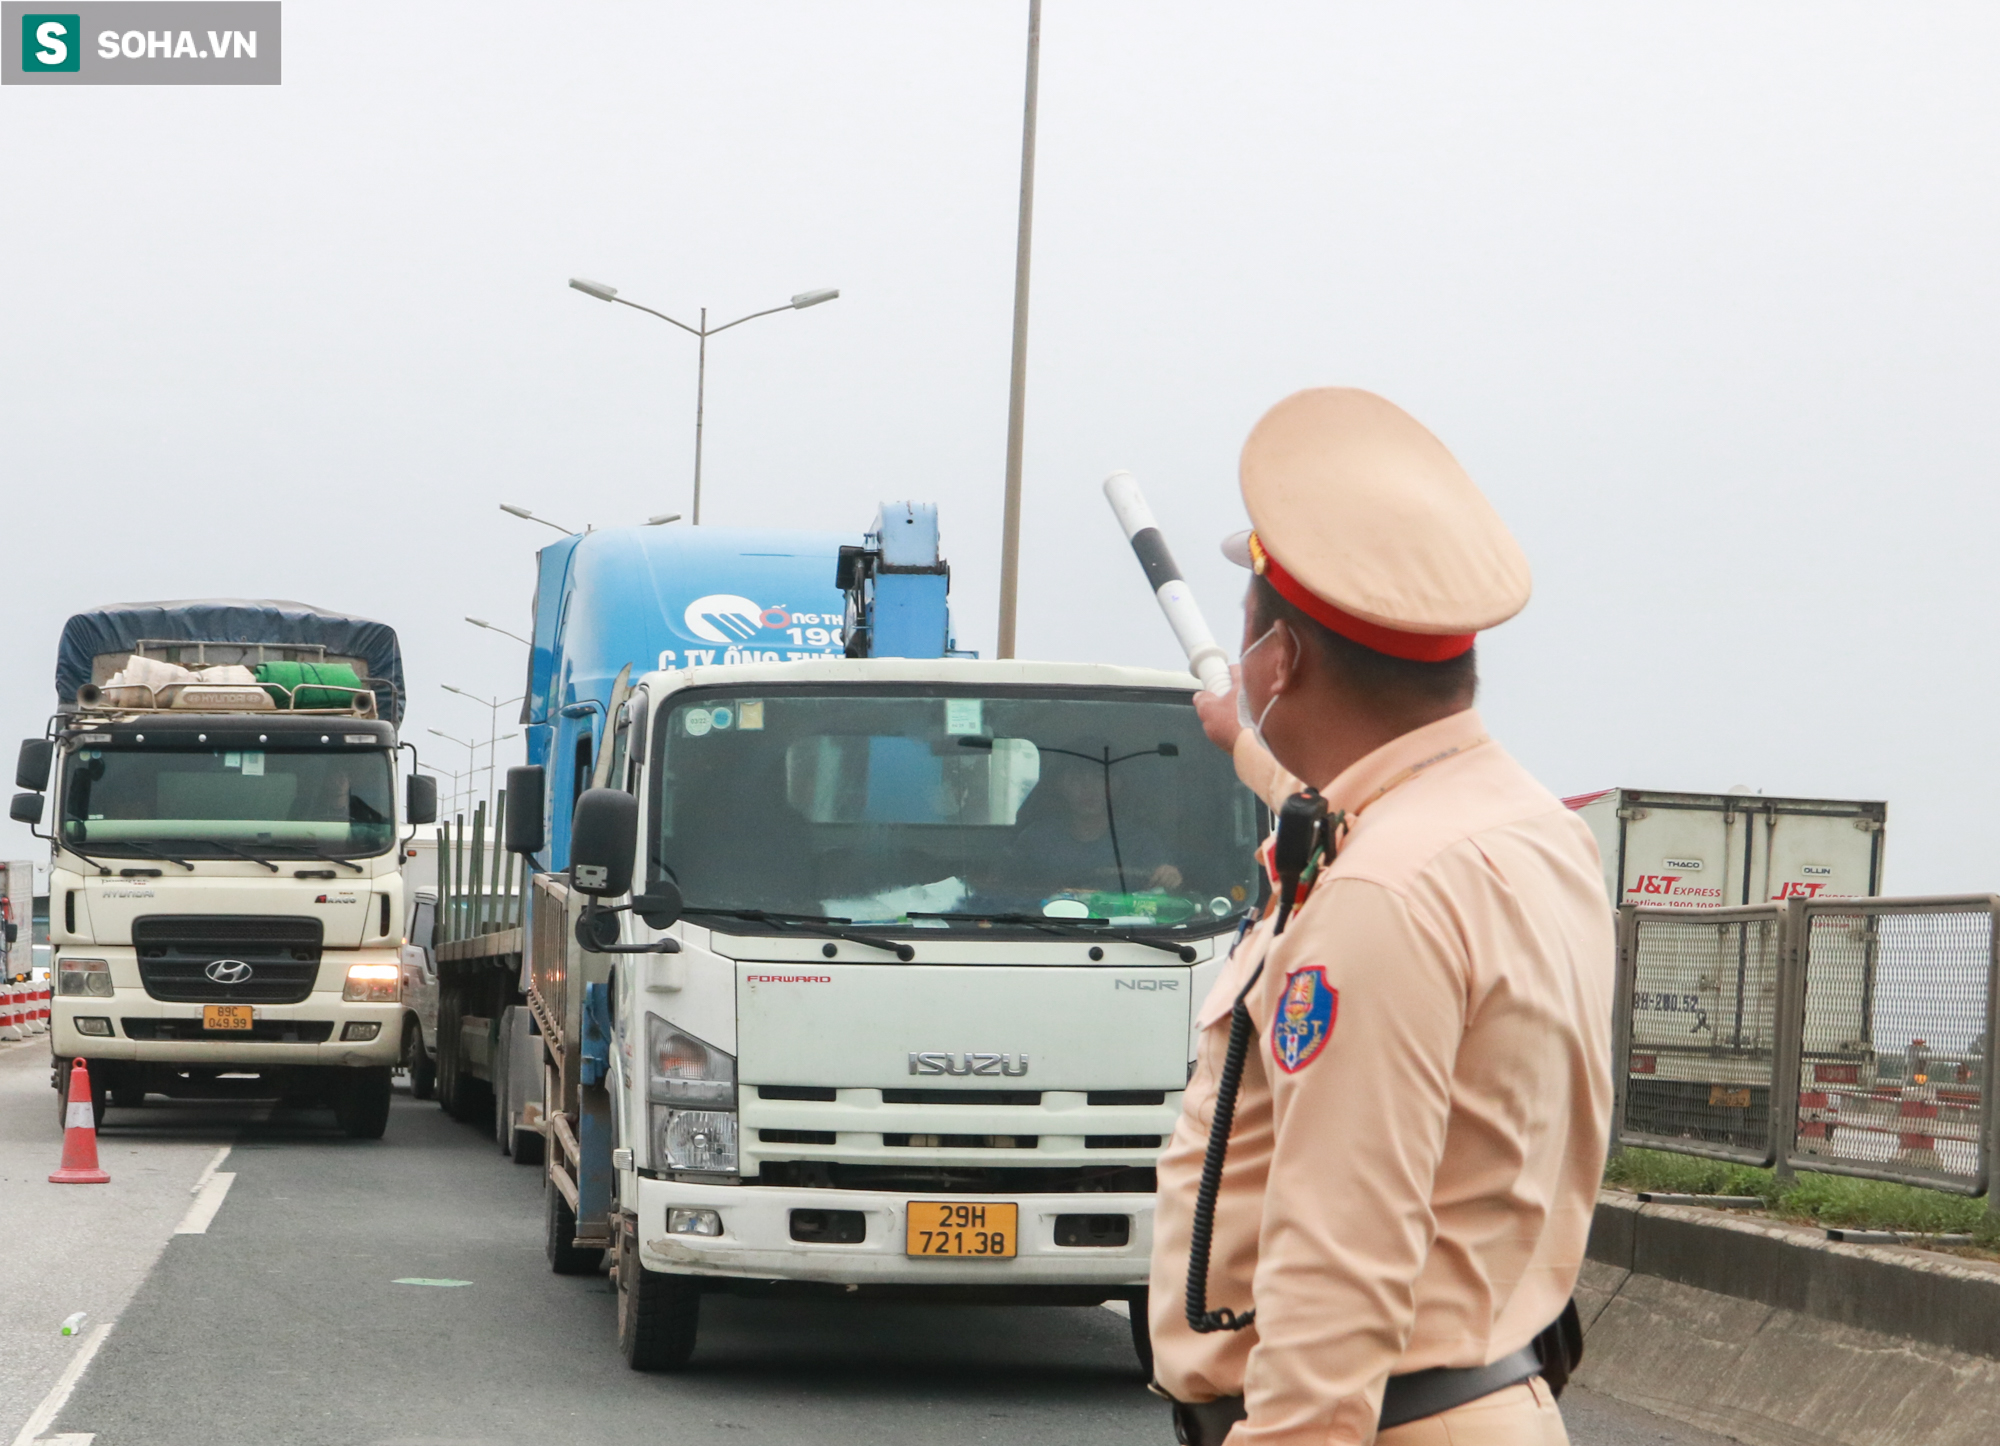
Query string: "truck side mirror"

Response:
xmin=505 ymin=765 xmax=546 ymax=854
xmin=405 ymin=774 xmax=438 ymax=826
xmin=570 ymin=788 xmax=637 ymax=898
xmin=633 ymin=881 xmax=683 ymax=930
xmin=10 ymin=794 xmax=44 ymax=826
xmin=16 ymin=739 xmax=51 ymax=792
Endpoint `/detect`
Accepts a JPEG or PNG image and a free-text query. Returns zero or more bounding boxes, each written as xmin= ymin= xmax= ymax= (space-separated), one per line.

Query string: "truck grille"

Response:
xmin=883 ymin=1132 xmax=1040 ymax=1149
xmin=755 ymin=1160 xmax=1157 ymax=1194
xmin=131 ymin=915 xmax=325 ymax=1005
xmin=881 ymin=1088 xmax=1040 ymax=1107
xmin=744 ymin=1082 xmax=1176 ymax=1193
xmin=122 ymin=1018 xmax=334 ymax=1043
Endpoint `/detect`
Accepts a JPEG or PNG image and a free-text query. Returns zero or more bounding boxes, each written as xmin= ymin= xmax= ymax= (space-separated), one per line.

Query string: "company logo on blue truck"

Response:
xmin=519 ymin=508 xmax=956 ymax=872
xmin=676 ymin=593 xmax=846 ymax=661
xmin=522 ymin=524 xmax=862 ymax=870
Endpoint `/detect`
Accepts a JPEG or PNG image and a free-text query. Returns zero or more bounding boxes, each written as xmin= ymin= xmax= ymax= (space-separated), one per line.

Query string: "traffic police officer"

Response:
xmin=1149 ymin=388 xmax=1613 ymax=1445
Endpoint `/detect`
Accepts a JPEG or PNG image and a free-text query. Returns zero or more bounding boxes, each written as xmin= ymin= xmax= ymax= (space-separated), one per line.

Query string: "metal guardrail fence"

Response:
xmin=1612 ymin=904 xmax=1785 ymax=1165
xmin=1614 ymin=895 xmax=1998 ymax=1204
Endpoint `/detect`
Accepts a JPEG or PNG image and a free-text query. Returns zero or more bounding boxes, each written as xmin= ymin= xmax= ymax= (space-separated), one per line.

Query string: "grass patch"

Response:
xmin=1605 ymin=1148 xmax=2000 ymax=1246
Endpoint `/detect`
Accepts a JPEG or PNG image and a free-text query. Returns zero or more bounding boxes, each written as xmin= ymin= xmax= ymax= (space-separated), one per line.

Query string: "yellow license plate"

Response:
xmin=203 ymin=1005 xmax=255 ymax=1031
xmin=905 ymin=1201 xmax=1017 ymax=1258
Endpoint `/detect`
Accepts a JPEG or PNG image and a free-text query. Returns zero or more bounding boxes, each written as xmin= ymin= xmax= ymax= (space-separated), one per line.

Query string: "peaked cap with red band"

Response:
xmin=1225 ymin=388 xmax=1531 ymax=661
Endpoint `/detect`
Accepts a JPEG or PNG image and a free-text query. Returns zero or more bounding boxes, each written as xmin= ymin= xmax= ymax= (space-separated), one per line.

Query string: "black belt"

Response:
xmin=1170 ymin=1344 xmax=1542 ymax=1446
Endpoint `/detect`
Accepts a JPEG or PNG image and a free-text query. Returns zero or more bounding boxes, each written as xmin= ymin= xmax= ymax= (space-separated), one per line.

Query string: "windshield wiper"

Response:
xmin=56 ymin=838 xmax=118 ymax=876
xmin=191 ymin=839 xmax=280 ymax=873
xmin=908 ymin=910 xmax=1198 ymax=961
xmin=110 ymin=839 xmax=196 ymax=871
xmin=681 ymin=907 xmax=916 ymax=962
xmin=235 ymin=841 xmax=366 ymax=874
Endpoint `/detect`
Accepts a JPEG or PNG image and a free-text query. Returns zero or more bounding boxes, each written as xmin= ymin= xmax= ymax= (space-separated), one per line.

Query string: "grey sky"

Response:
xmin=5 ymin=2 xmax=1998 ymax=891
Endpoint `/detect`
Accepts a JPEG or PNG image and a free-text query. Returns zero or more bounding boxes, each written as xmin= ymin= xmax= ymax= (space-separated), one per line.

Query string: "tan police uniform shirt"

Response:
xmin=1149 ymin=708 xmax=1613 ymax=1446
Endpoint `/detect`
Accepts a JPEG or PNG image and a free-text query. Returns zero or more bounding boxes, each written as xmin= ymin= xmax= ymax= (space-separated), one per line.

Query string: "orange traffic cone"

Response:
xmin=51 ymin=1058 xmax=110 ymax=1184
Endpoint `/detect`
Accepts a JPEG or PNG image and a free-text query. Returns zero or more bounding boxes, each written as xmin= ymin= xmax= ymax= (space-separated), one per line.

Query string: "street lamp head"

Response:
xmin=646 ymin=513 xmax=683 ymax=526
xmin=791 ymin=288 xmax=839 ymax=310
xmin=467 ymin=616 xmax=534 ymax=646
xmin=497 ymin=505 xmax=578 ymax=537
xmin=570 ymin=277 xmax=619 ymax=302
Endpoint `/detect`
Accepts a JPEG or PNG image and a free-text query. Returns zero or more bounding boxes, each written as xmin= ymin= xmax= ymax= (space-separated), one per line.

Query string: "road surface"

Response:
xmin=0 ymin=1040 xmax=1736 ymax=1445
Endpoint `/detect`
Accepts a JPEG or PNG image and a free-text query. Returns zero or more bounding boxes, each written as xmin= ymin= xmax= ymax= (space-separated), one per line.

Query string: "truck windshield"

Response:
xmin=60 ymin=745 xmax=396 ymax=859
xmin=650 ymin=686 xmax=1264 ymax=931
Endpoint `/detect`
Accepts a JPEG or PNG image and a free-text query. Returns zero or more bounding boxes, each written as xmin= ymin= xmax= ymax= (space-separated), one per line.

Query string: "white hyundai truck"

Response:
xmin=13 ymin=601 xmax=437 ymax=1138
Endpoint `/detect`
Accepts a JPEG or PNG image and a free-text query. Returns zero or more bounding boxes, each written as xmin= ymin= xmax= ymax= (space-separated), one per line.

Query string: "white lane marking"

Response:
xmin=174 ymin=1173 xmax=236 ymax=1235
xmin=9 ymin=1322 xmax=112 ymax=1446
xmin=190 ymin=1145 xmax=231 ymax=1192
xmin=1101 ymin=1299 xmax=1131 ymax=1317
xmin=42 ymin=1436 xmax=96 ymax=1444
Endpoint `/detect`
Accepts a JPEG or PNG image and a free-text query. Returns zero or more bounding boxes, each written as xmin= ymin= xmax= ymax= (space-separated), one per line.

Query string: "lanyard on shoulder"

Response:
xmin=1187 ymin=785 xmax=1332 ymax=1335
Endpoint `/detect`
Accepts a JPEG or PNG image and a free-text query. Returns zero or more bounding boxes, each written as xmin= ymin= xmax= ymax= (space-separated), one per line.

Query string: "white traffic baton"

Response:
xmin=1101 ymin=470 xmax=1231 ymax=694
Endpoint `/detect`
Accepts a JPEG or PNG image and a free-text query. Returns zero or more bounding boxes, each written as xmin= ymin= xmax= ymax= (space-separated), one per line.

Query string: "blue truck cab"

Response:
xmin=523 ymin=525 xmax=859 ymax=872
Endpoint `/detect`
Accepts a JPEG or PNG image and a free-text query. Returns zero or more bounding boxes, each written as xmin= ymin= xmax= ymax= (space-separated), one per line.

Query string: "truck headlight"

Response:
xmin=651 ymin=1106 xmax=739 ymax=1174
xmin=646 ymin=1017 xmax=736 ymax=1172
xmin=342 ymin=962 xmax=401 ymax=1003
xmin=647 ymin=1015 xmax=735 ymax=1108
xmin=57 ymin=958 xmax=113 ymax=998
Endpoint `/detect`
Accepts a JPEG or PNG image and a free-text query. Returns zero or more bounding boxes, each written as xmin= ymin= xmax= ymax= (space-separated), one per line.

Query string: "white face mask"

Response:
xmin=1235 ymin=622 xmax=1285 ymax=751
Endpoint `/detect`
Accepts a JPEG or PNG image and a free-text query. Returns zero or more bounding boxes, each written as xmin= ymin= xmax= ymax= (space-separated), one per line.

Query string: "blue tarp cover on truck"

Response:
xmin=56 ymin=599 xmax=407 ymax=723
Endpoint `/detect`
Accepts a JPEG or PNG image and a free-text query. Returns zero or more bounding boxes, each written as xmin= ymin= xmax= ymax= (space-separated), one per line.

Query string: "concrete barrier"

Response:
xmin=1576 ymin=1191 xmax=2000 ymax=1446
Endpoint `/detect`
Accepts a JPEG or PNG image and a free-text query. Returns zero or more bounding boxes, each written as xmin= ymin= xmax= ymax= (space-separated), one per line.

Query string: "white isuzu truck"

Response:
xmin=440 ymin=511 xmax=1266 ymax=1371
xmin=13 ymin=601 xmax=437 ymax=1138
xmin=526 ymin=656 xmax=1260 ymax=1372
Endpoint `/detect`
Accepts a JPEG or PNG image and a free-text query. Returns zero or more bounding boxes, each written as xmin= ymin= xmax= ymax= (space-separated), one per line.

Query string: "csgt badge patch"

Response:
xmin=1271 ymin=966 xmax=1337 ymax=1073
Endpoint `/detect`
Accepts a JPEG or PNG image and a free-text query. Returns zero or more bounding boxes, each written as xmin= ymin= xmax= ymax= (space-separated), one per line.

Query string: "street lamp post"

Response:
xmin=423 ymin=765 xmax=469 ymax=822
xmin=997 ymin=0 xmax=1042 ymax=660
xmin=427 ymin=728 xmax=518 ymax=820
xmin=442 ymin=685 xmax=525 ymax=817
xmin=568 ymin=278 xmax=839 ymax=524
